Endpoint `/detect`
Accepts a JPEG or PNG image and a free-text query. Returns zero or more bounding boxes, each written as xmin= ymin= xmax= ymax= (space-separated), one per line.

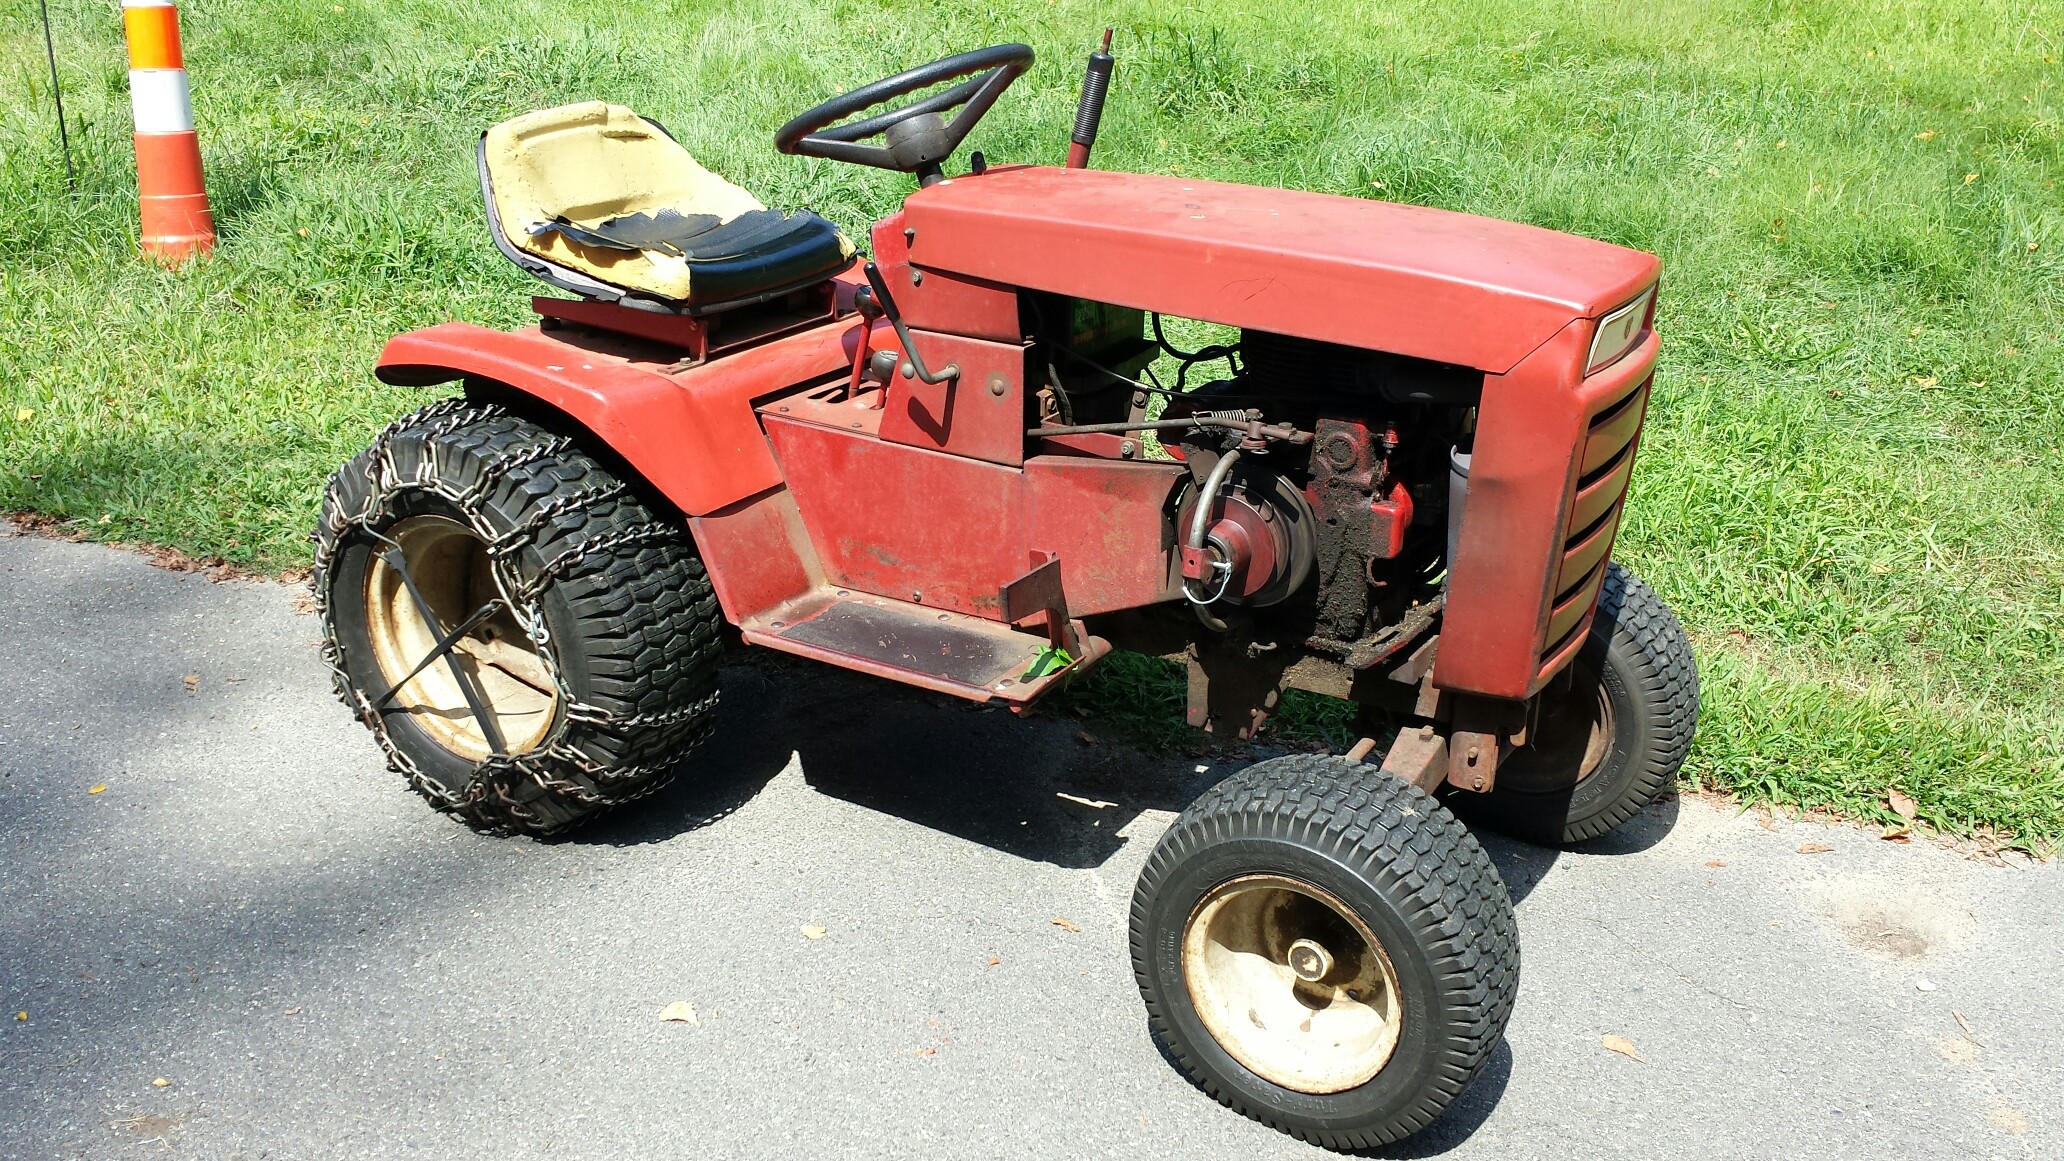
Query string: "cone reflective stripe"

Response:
xmin=123 ymin=0 xmax=213 ymax=260
xmin=123 ymin=1 xmax=184 ymax=70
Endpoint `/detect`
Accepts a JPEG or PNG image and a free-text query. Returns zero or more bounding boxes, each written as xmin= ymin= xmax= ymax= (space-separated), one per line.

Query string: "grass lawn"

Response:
xmin=2 ymin=0 xmax=2058 ymax=849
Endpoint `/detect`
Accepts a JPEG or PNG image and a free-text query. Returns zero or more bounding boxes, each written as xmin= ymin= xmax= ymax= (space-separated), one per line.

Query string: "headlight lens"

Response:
xmin=1586 ymin=286 xmax=1654 ymax=375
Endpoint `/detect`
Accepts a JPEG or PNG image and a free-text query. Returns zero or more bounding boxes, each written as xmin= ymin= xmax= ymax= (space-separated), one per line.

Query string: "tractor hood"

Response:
xmin=900 ymin=166 xmax=1659 ymax=375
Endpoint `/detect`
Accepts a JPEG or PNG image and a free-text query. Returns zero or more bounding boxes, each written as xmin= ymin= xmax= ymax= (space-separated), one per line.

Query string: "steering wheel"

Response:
xmin=775 ymin=44 xmax=1034 ymax=182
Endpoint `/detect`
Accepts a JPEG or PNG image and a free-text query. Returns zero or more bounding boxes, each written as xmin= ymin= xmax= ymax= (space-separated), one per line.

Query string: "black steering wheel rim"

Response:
xmin=775 ymin=43 xmax=1034 ymax=174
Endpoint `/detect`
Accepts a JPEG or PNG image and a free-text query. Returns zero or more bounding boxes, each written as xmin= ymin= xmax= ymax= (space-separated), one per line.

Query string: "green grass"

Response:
xmin=2 ymin=0 xmax=2058 ymax=848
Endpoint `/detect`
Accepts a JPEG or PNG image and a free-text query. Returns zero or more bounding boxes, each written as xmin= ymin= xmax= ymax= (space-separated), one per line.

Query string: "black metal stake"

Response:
xmin=38 ymin=0 xmax=76 ymax=193
xmin=382 ymin=549 xmax=509 ymax=756
xmin=371 ymin=599 xmax=506 ymax=711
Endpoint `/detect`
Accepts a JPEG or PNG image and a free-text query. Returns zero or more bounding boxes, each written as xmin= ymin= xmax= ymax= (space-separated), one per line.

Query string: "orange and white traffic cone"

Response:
xmin=122 ymin=0 xmax=214 ymax=261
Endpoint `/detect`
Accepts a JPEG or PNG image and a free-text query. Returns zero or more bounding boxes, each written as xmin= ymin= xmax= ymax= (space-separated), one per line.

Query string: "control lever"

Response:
xmin=862 ymin=262 xmax=960 ymax=386
xmin=848 ymin=284 xmax=884 ymax=403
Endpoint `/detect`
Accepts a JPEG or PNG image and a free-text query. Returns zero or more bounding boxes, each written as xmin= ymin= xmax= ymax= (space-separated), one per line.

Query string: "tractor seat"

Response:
xmin=479 ymin=102 xmax=855 ymax=312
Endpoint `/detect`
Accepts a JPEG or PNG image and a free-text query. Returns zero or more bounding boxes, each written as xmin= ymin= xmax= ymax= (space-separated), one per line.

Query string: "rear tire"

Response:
xmin=312 ymin=400 xmax=722 ymax=835
xmin=1130 ymin=755 xmax=1519 ymax=1149
xmin=1454 ymin=562 xmax=1699 ymax=845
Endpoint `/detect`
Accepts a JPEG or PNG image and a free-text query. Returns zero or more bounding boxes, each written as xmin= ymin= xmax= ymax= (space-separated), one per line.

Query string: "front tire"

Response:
xmin=1456 ymin=561 xmax=1699 ymax=845
xmin=1130 ymin=755 xmax=1519 ymax=1149
xmin=312 ymin=400 xmax=722 ymax=835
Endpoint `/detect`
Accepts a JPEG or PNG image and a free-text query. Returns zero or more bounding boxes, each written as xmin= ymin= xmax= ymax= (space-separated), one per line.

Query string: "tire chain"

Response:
xmin=311 ymin=400 xmax=710 ymax=833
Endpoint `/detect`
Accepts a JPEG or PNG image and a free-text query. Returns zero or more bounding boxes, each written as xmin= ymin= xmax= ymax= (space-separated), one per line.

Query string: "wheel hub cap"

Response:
xmin=1286 ymin=938 xmax=1333 ymax=983
xmin=1181 ymin=874 xmax=1403 ymax=1094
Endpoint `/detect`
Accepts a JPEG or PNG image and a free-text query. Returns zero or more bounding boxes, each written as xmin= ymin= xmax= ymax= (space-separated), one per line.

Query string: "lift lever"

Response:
xmin=861 ymin=262 xmax=959 ymax=386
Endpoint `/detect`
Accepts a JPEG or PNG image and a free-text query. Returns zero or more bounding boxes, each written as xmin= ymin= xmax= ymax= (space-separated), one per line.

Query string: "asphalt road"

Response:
xmin=2 ymin=520 xmax=2058 ymax=1160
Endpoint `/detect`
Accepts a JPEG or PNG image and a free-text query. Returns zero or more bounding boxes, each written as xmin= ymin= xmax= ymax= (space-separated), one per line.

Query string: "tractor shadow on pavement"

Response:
xmin=574 ymin=652 xmax=1682 ymax=893
xmin=571 ymin=653 xmax=1228 ymax=866
xmin=1474 ymin=793 xmax=1682 ymax=907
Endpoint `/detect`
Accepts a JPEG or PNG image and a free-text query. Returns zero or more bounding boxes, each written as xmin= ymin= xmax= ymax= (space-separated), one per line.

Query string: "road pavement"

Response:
xmin=2 ymin=520 xmax=2057 ymax=1159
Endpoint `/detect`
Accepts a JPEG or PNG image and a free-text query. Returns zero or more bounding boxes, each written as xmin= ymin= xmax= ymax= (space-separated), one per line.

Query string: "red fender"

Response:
xmin=375 ymin=319 xmax=856 ymax=517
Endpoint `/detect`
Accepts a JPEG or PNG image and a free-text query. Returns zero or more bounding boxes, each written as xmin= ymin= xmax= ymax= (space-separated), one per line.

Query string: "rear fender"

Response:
xmin=375 ymin=320 xmax=853 ymax=516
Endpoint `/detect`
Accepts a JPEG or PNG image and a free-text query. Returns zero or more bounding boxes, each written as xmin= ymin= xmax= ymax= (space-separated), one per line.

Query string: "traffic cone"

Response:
xmin=122 ymin=0 xmax=214 ymax=261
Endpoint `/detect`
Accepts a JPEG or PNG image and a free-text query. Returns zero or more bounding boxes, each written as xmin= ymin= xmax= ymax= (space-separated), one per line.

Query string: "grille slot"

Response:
xmin=1536 ymin=379 xmax=1651 ymax=678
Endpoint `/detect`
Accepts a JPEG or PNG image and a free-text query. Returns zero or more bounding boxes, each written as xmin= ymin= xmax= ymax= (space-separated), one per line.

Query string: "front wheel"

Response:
xmin=1130 ymin=755 xmax=1519 ymax=1149
xmin=1456 ymin=561 xmax=1699 ymax=845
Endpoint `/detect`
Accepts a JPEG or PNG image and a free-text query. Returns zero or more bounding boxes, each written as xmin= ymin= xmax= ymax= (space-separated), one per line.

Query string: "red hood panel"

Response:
xmin=901 ymin=166 xmax=1659 ymax=373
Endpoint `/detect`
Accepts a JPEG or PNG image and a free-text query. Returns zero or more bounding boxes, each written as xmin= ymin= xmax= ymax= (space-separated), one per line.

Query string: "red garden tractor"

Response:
xmin=314 ymin=39 xmax=1697 ymax=1148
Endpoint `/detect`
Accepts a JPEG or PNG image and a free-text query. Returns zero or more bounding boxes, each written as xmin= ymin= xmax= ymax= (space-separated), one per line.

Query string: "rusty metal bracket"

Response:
xmin=1445 ymin=694 xmax=1522 ymax=793
xmin=999 ymin=549 xmax=1076 ymax=654
xmin=1388 ymin=633 xmax=1439 ymax=687
xmin=1380 ymin=724 xmax=1449 ymax=793
xmin=1183 ymin=633 xmax=1295 ymax=739
xmin=1307 ymin=593 xmax=1443 ymax=671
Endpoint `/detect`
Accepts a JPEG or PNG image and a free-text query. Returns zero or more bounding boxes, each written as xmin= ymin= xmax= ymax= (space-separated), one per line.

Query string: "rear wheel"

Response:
xmin=312 ymin=400 xmax=722 ymax=835
xmin=1131 ymin=755 xmax=1519 ymax=1149
xmin=1456 ymin=562 xmax=1699 ymax=845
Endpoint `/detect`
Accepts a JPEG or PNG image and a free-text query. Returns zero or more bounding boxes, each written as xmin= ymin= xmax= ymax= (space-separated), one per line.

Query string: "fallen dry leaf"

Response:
xmin=87 ymin=784 xmax=107 ymax=796
xmin=657 ymin=1001 xmax=699 ymax=1026
xmin=1887 ymin=788 xmax=1919 ymax=823
xmin=1600 ymin=1034 xmax=1646 ymax=1063
xmin=1797 ymin=842 xmax=1834 ymax=854
xmin=151 ymin=1078 xmax=170 ymax=1088
xmin=1704 ymin=860 xmax=1727 ymax=868
xmin=800 ymin=925 xmax=827 ymax=941
xmin=1915 ymin=129 xmax=1936 ymax=140
xmin=1881 ymin=825 xmax=1912 ymax=842
xmin=1050 ymin=917 xmax=1082 ymax=933
xmin=913 ymin=1046 xmax=938 ymax=1057
xmin=1952 ymin=1009 xmax=1981 ymax=1045
xmin=986 ymin=956 xmax=1001 ymax=967
xmin=182 ymin=674 xmax=200 ymax=693
xmin=1074 ymin=730 xmax=1100 ymax=746
xmin=14 ymin=409 xmax=32 ymax=423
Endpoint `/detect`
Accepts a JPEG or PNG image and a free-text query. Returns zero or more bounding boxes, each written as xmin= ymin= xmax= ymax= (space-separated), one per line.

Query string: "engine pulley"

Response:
xmin=1176 ymin=468 xmax=1316 ymax=608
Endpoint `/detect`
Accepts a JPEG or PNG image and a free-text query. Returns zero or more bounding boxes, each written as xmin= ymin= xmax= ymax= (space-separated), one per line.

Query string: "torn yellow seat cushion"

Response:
xmin=484 ymin=101 xmax=766 ymax=301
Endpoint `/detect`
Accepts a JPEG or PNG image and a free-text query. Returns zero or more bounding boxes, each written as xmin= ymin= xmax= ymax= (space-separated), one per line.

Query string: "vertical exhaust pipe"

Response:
xmin=1065 ymin=29 xmax=1115 ymax=169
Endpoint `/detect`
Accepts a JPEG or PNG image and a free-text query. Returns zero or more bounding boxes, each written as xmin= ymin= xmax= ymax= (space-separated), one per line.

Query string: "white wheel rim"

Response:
xmin=1181 ymin=874 xmax=1404 ymax=1094
xmin=363 ymin=516 xmax=557 ymax=760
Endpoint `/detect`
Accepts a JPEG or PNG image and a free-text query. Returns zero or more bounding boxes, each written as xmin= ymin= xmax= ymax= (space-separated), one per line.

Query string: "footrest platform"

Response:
xmin=740 ymin=589 xmax=1104 ymax=705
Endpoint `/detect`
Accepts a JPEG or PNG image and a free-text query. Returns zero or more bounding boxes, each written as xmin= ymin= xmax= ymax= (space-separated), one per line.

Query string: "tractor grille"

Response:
xmin=1537 ymin=376 xmax=1650 ymax=673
